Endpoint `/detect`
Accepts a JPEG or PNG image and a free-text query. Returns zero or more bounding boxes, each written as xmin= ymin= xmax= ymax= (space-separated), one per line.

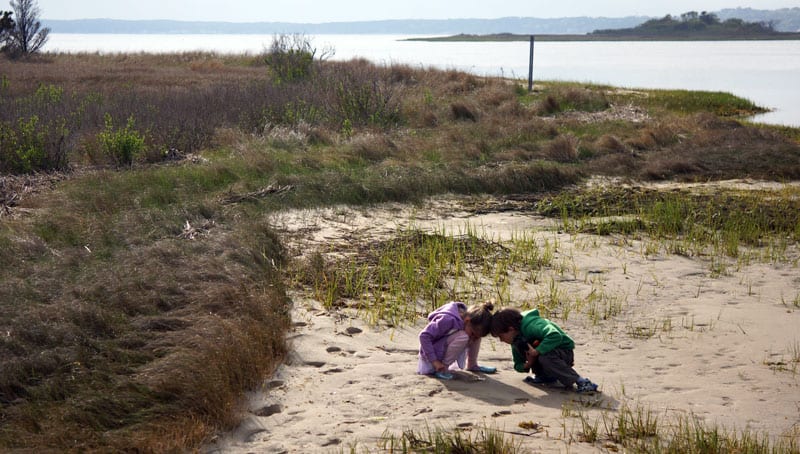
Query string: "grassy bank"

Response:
xmin=406 ymin=32 xmax=800 ymax=41
xmin=1 ymin=47 xmax=799 ymax=451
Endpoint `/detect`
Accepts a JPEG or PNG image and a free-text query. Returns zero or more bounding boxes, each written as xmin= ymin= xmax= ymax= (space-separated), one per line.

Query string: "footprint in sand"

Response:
xmin=321 ymin=438 xmax=341 ymax=447
xmin=255 ymin=404 xmax=282 ymax=417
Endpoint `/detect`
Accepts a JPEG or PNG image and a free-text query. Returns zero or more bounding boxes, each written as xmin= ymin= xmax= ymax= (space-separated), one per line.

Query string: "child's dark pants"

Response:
xmin=533 ymin=348 xmax=580 ymax=387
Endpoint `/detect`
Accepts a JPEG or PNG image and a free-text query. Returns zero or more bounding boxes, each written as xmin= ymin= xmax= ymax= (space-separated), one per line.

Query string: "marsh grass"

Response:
xmin=637 ymin=89 xmax=767 ymax=117
xmin=373 ymin=423 xmax=520 ymax=454
xmin=289 ymin=222 xmax=590 ymax=328
xmin=370 ymin=403 xmax=799 ymax=453
xmin=571 ymin=404 xmax=798 ymax=453
xmin=291 ymin=227 xmax=522 ymax=325
xmin=1 ymin=50 xmax=799 ymax=451
xmin=538 ymin=185 xmax=800 ymax=267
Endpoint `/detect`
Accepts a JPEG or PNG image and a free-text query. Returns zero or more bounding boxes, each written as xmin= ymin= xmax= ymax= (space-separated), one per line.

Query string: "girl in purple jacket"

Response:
xmin=417 ymin=301 xmax=496 ymax=380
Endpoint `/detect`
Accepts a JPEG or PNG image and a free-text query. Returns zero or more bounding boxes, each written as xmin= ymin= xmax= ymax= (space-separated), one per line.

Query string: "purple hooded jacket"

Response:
xmin=418 ymin=301 xmax=467 ymax=363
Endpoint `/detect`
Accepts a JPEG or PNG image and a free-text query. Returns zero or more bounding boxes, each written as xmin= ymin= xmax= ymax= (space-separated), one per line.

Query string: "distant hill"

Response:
xmin=42 ymin=8 xmax=800 ymax=36
xmin=588 ymin=10 xmax=800 ymax=40
xmin=716 ymin=7 xmax=800 ymax=32
xmin=43 ymin=16 xmax=649 ymax=35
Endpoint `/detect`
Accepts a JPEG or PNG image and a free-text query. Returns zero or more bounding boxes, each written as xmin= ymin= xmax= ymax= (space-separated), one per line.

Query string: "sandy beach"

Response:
xmin=204 ymin=182 xmax=800 ymax=453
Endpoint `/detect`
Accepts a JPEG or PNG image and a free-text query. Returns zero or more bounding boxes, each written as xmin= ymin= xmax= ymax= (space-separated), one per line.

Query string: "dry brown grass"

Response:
xmin=0 ymin=168 xmax=291 ymax=450
xmin=543 ymin=134 xmax=580 ymax=163
xmin=594 ymin=134 xmax=629 ymax=154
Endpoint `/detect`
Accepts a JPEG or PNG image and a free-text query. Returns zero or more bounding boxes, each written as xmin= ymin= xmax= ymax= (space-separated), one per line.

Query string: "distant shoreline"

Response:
xmin=406 ymin=32 xmax=800 ymax=42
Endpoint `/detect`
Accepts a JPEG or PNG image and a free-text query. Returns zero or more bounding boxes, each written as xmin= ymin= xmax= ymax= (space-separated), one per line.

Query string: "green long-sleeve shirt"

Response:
xmin=511 ymin=308 xmax=575 ymax=372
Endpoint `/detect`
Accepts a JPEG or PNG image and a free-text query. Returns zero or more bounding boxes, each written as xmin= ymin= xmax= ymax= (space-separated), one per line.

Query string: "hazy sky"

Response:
xmin=29 ymin=1 xmax=800 ymax=22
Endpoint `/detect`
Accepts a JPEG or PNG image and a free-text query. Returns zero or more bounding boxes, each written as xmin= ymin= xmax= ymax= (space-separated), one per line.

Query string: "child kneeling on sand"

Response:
xmin=417 ymin=301 xmax=497 ymax=380
xmin=491 ymin=307 xmax=599 ymax=393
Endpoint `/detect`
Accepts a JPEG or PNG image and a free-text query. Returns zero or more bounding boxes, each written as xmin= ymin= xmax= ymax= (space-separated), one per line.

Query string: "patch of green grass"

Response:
xmin=619 ymin=88 xmax=767 ymax=117
xmin=290 ymin=225 xmax=566 ymax=326
xmin=537 ymin=185 xmax=800 ymax=264
xmin=374 ymin=423 xmax=521 ymax=453
xmin=569 ymin=403 xmax=798 ymax=453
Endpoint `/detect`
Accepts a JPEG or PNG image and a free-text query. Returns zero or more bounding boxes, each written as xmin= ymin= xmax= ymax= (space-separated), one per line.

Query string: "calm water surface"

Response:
xmin=46 ymin=34 xmax=800 ymax=127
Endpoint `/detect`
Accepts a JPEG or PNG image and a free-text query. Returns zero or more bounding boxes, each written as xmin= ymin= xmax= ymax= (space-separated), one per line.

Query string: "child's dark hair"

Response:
xmin=465 ymin=302 xmax=495 ymax=337
xmin=490 ymin=308 xmax=522 ymax=336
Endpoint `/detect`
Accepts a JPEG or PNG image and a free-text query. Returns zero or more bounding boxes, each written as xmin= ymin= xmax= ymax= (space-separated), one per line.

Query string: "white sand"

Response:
xmin=204 ymin=186 xmax=800 ymax=453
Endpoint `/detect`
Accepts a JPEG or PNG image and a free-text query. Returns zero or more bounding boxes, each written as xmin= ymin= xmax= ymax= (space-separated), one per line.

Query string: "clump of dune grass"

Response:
xmin=594 ymin=134 xmax=629 ymax=154
xmin=290 ymin=228 xmax=505 ymax=325
xmin=570 ymin=403 xmax=799 ymax=453
xmin=537 ymin=184 xmax=800 ymax=264
xmin=289 ymin=225 xmax=561 ymax=326
xmin=375 ymin=423 xmax=521 ymax=453
xmin=543 ymin=134 xmax=579 ymax=162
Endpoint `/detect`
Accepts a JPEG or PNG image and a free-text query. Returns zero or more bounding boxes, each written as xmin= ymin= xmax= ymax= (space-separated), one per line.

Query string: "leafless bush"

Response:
xmin=388 ymin=63 xmax=418 ymax=84
xmin=544 ymin=135 xmax=579 ymax=163
xmin=595 ymin=134 xmax=628 ymax=154
xmin=535 ymin=95 xmax=561 ymax=115
xmin=641 ymin=157 xmax=701 ymax=180
xmin=476 ymin=83 xmax=516 ymax=107
xmin=626 ymin=128 xmax=659 ymax=150
xmin=0 ymin=55 xmax=408 ymax=173
xmin=586 ymin=153 xmax=639 ymax=175
xmin=451 ymin=102 xmax=477 ymax=122
xmin=349 ymin=133 xmax=397 ymax=162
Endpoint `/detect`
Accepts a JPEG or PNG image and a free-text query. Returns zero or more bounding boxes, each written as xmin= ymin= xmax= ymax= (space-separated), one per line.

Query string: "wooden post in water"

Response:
xmin=527 ymin=35 xmax=535 ymax=92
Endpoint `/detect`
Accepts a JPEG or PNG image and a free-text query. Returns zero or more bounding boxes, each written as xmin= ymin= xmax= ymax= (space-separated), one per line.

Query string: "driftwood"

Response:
xmin=178 ymin=219 xmax=215 ymax=240
xmin=221 ymin=184 xmax=294 ymax=204
xmin=0 ymin=173 xmax=69 ymax=219
xmin=0 ymin=177 xmax=22 ymax=219
xmin=1 ymin=192 xmax=18 ymax=218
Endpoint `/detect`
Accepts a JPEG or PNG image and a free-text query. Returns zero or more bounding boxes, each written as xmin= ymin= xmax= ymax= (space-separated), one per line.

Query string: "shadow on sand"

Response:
xmin=439 ymin=371 xmax=620 ymax=411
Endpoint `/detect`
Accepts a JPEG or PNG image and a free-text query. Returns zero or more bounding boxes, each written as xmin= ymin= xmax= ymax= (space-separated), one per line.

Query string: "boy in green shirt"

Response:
xmin=491 ymin=307 xmax=599 ymax=393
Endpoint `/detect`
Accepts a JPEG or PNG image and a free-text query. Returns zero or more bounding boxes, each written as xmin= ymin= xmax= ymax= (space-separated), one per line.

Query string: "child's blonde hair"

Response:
xmin=465 ymin=302 xmax=495 ymax=337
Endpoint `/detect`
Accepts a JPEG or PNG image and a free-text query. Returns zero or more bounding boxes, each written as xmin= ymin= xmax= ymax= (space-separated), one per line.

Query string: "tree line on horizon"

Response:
xmin=591 ymin=10 xmax=782 ymax=37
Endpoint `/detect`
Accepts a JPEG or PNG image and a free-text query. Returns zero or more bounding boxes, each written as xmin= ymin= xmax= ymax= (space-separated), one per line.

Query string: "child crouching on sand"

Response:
xmin=417 ymin=301 xmax=497 ymax=380
xmin=491 ymin=307 xmax=599 ymax=393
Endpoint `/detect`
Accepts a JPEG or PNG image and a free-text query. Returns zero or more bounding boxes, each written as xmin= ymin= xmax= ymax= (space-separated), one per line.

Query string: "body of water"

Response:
xmin=45 ymin=34 xmax=800 ymax=127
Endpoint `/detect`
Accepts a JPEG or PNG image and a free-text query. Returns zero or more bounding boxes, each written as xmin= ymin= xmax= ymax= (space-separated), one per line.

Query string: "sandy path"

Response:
xmin=204 ymin=191 xmax=800 ymax=453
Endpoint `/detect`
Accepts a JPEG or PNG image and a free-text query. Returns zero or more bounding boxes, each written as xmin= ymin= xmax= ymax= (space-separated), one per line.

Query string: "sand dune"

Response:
xmin=204 ymin=187 xmax=800 ymax=453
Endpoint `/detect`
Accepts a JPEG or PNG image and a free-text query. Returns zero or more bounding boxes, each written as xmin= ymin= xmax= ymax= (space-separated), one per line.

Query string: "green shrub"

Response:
xmin=98 ymin=114 xmax=146 ymax=167
xmin=264 ymin=34 xmax=318 ymax=84
xmin=330 ymin=68 xmax=401 ymax=129
xmin=0 ymin=115 xmax=69 ymax=174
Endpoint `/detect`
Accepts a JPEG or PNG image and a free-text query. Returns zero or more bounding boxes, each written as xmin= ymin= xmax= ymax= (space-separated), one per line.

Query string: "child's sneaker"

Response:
xmin=576 ymin=378 xmax=598 ymax=393
xmin=524 ymin=375 xmax=558 ymax=385
xmin=433 ymin=371 xmax=454 ymax=380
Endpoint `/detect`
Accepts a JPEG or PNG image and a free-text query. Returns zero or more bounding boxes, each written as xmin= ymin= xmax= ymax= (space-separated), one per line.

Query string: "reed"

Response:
xmin=374 ymin=423 xmax=520 ymax=454
xmin=567 ymin=403 xmax=798 ymax=453
xmin=538 ymin=185 xmax=800 ymax=269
